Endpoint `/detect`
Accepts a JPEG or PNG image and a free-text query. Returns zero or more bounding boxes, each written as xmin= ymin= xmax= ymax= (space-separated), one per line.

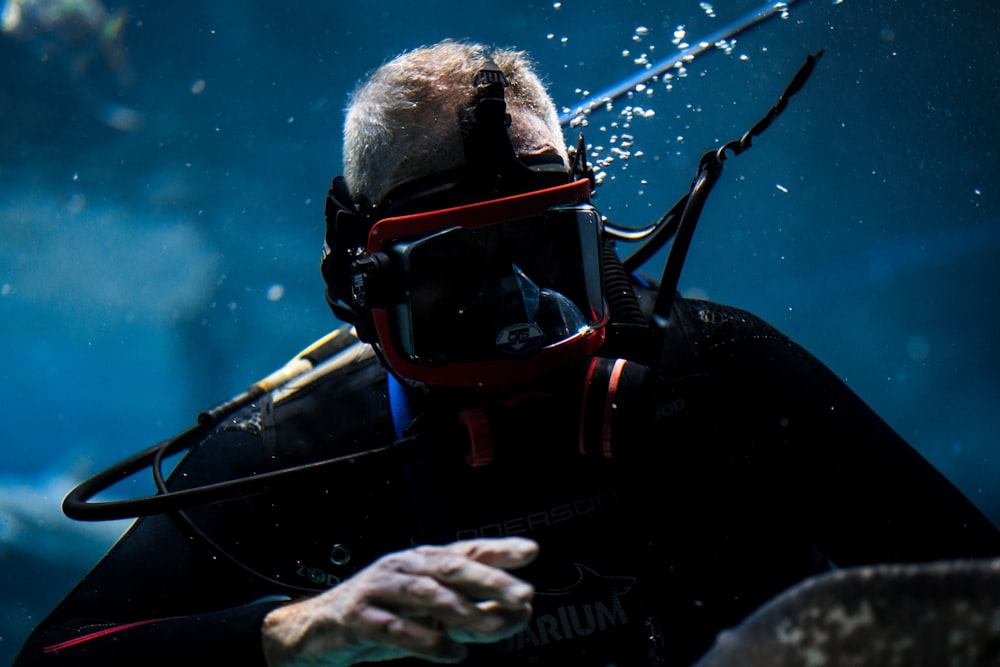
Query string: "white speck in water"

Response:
xmin=266 ymin=284 xmax=286 ymax=302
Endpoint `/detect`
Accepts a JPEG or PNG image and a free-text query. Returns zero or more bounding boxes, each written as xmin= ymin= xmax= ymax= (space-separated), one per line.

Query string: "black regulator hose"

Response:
xmin=62 ymin=425 xmax=464 ymax=521
xmin=650 ymin=49 xmax=824 ymax=326
xmin=603 ymin=239 xmax=646 ymax=325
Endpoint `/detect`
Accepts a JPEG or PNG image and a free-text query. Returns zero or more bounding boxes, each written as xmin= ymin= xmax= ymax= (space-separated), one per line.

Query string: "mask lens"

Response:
xmin=384 ymin=205 xmax=604 ymax=365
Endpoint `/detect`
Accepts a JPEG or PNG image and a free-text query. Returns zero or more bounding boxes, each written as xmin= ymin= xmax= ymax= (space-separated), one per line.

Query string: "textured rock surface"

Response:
xmin=696 ymin=558 xmax=1000 ymax=667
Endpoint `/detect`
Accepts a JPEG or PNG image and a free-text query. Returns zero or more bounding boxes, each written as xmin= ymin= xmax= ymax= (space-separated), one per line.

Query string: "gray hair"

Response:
xmin=343 ymin=40 xmax=568 ymax=205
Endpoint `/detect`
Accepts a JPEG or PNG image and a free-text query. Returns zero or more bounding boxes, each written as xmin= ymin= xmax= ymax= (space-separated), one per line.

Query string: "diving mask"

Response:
xmin=353 ymin=178 xmax=607 ymax=388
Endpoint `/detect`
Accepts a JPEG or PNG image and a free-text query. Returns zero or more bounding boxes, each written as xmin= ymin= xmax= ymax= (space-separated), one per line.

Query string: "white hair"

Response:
xmin=343 ymin=40 xmax=568 ymax=205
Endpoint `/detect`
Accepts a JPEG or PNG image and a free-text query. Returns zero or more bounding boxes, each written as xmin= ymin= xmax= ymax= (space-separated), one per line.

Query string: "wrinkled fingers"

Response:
xmin=346 ymin=604 xmax=468 ymax=663
xmin=405 ymin=547 xmax=535 ymax=608
xmin=363 ymin=566 xmax=529 ymax=637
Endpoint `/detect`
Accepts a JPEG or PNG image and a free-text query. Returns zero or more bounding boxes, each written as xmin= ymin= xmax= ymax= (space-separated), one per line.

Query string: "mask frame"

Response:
xmin=359 ymin=178 xmax=607 ymax=388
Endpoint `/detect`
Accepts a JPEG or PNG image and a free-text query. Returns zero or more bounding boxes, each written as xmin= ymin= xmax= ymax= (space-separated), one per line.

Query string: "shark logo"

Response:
xmin=498 ymin=563 xmax=637 ymax=652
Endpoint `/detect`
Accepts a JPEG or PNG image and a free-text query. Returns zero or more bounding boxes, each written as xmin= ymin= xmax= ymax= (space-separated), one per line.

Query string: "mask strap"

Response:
xmin=459 ymin=55 xmax=519 ymax=190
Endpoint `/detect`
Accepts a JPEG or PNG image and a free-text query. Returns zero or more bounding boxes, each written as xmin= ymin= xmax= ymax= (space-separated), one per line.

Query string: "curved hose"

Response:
xmin=603 ymin=239 xmax=646 ymax=325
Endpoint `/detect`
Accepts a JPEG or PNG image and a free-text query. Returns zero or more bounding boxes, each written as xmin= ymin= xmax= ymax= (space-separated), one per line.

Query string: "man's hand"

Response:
xmin=261 ymin=537 xmax=539 ymax=666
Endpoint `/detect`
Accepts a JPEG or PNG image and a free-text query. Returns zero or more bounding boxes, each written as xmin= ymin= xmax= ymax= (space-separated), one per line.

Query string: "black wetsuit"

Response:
xmin=14 ymin=295 xmax=1000 ymax=667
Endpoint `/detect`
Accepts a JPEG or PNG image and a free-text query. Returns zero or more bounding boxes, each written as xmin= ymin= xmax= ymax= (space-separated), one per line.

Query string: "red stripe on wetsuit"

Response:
xmin=43 ymin=617 xmax=178 ymax=653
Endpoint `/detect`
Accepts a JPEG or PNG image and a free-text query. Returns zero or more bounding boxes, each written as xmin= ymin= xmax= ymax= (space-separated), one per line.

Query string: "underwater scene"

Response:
xmin=1 ymin=0 xmax=998 ymax=663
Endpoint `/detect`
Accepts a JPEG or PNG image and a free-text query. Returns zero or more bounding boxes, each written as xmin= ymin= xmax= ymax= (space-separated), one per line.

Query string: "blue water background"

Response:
xmin=1 ymin=0 xmax=998 ymax=661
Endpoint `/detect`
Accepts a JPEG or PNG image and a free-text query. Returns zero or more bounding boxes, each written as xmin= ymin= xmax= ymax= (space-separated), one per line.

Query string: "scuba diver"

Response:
xmin=14 ymin=40 xmax=1000 ymax=667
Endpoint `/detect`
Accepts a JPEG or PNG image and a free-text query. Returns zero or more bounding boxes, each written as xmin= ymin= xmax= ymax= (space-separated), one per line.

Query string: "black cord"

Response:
xmin=64 ymin=417 xmax=463 ymax=522
xmin=644 ymin=50 xmax=824 ymax=326
xmin=650 ymin=153 xmax=725 ymax=325
xmin=621 ymin=193 xmax=688 ymax=273
xmin=716 ymin=49 xmax=824 ymax=162
xmin=151 ymin=433 xmax=326 ymax=595
xmin=62 ymin=425 xmax=207 ymax=521
xmin=618 ymin=50 xmax=825 ymax=284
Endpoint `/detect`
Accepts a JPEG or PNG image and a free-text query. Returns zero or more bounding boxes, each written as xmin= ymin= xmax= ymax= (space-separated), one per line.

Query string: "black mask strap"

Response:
xmin=459 ymin=56 xmax=515 ymax=187
xmin=377 ymin=55 xmax=570 ymax=217
xmin=322 ymin=175 xmax=370 ymax=328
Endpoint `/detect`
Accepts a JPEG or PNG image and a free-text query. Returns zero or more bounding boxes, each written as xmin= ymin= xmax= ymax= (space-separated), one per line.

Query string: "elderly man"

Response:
xmin=15 ymin=40 xmax=1000 ymax=667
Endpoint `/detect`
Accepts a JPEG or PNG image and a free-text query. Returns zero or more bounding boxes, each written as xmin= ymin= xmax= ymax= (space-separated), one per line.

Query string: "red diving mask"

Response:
xmin=351 ymin=178 xmax=607 ymax=388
